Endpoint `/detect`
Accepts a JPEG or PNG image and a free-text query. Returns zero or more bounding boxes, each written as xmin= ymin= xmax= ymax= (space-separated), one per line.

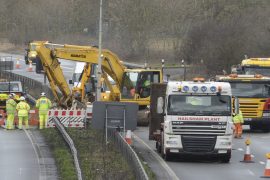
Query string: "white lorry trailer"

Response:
xmin=149 ymin=80 xmax=237 ymax=162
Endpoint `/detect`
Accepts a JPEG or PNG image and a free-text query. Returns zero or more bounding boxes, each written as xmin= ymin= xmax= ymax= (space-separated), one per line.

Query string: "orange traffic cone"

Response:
xmin=240 ymin=138 xmax=254 ymax=163
xmin=28 ymin=61 xmax=33 ymax=72
xmin=125 ymin=130 xmax=132 ymax=145
xmin=15 ymin=59 xmax=21 ymax=69
xmin=261 ymin=153 xmax=270 ymax=178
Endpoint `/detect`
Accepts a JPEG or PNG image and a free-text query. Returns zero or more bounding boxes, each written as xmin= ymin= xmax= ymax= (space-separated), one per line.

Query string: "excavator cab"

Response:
xmin=121 ymin=70 xmax=161 ymax=106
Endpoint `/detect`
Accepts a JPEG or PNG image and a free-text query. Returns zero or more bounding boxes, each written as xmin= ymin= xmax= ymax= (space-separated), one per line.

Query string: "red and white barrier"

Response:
xmin=47 ymin=109 xmax=86 ymax=128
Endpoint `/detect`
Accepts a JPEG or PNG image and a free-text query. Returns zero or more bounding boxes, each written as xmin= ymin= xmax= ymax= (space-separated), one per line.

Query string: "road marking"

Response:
xmin=237 ymin=148 xmax=244 ymax=151
xmin=260 ymin=136 xmax=270 ymax=139
xmin=260 ymin=161 xmax=266 ymax=165
xmin=248 ymin=169 xmax=255 ymax=176
xmin=133 ymin=134 xmax=180 ymax=180
xmin=24 ymin=129 xmax=45 ymax=180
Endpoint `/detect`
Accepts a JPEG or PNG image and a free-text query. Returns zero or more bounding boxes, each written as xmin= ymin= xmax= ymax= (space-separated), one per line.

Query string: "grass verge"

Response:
xmin=41 ymin=126 xmax=136 ymax=180
xmin=67 ymin=126 xmax=135 ymax=180
xmin=40 ymin=128 xmax=77 ymax=180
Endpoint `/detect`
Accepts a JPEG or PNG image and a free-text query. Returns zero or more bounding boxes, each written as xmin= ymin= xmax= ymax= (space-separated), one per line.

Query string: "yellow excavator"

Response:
xmin=35 ymin=42 xmax=162 ymax=123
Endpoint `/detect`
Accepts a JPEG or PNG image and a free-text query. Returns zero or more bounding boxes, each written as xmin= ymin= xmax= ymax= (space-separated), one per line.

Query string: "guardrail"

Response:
xmin=108 ymin=129 xmax=149 ymax=180
xmin=0 ymin=70 xmax=149 ymax=180
xmin=53 ymin=117 xmax=83 ymax=180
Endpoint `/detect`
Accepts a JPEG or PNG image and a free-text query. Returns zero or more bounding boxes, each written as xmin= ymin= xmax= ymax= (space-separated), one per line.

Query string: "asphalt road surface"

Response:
xmin=0 ymin=129 xmax=57 ymax=180
xmin=133 ymin=126 xmax=270 ymax=180
xmin=4 ymin=52 xmax=270 ymax=180
xmin=0 ymin=52 xmax=75 ymax=84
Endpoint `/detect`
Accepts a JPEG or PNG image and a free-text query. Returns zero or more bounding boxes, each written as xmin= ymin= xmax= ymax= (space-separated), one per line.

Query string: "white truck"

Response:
xmin=149 ymin=80 xmax=238 ymax=162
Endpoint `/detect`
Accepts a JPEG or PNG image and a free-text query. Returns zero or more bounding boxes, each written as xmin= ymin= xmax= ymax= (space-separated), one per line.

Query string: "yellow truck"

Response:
xmin=0 ymin=81 xmax=24 ymax=111
xmin=233 ymin=58 xmax=270 ymax=76
xmin=216 ymin=74 xmax=270 ymax=132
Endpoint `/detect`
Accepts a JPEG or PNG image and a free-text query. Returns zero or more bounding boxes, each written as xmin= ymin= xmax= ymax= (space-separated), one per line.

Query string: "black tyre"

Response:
xmin=262 ymin=126 xmax=270 ymax=133
xmin=250 ymin=124 xmax=260 ymax=131
xmin=220 ymin=152 xmax=231 ymax=163
xmin=156 ymin=141 xmax=161 ymax=153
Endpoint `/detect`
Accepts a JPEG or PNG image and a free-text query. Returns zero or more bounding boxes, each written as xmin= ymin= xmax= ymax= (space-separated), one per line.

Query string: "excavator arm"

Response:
xmin=36 ymin=42 xmax=129 ymax=107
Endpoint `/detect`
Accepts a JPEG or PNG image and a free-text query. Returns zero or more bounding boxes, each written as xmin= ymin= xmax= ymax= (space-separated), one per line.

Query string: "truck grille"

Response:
xmin=182 ymin=135 xmax=216 ymax=153
xmin=172 ymin=121 xmax=226 ymax=135
xmin=240 ymin=99 xmax=265 ymax=118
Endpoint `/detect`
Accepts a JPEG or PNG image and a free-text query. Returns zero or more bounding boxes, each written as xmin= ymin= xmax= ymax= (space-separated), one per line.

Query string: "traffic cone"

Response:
xmin=28 ymin=61 xmax=33 ymax=72
xmin=240 ymin=138 xmax=254 ymax=163
xmin=15 ymin=59 xmax=21 ymax=69
xmin=125 ymin=130 xmax=132 ymax=145
xmin=261 ymin=153 xmax=270 ymax=178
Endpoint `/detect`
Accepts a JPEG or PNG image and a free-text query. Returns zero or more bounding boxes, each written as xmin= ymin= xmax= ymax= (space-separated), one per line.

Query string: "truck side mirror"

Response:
xmin=69 ymin=80 xmax=73 ymax=84
xmin=234 ymin=97 xmax=239 ymax=114
xmin=157 ymin=97 xmax=164 ymax=114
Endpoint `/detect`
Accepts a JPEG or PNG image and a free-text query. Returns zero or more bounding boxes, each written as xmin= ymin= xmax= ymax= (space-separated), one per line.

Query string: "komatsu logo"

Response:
xmin=70 ymin=54 xmax=86 ymax=58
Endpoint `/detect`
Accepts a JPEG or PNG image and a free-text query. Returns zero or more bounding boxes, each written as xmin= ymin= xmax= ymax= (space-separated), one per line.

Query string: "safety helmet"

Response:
xmin=9 ymin=94 xmax=14 ymax=98
xmin=41 ymin=92 xmax=46 ymax=97
xmin=19 ymin=96 xmax=25 ymax=101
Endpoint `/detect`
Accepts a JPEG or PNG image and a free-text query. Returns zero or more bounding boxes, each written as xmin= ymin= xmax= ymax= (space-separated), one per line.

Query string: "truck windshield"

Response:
xmin=30 ymin=44 xmax=37 ymax=50
xmin=243 ymin=67 xmax=270 ymax=76
xmin=121 ymin=72 xmax=139 ymax=99
xmin=0 ymin=83 xmax=20 ymax=91
xmin=167 ymin=95 xmax=231 ymax=116
xmin=230 ymin=82 xmax=270 ymax=98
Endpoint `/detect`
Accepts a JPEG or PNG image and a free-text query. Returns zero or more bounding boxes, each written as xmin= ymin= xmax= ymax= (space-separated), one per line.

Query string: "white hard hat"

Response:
xmin=9 ymin=94 xmax=13 ymax=98
xmin=41 ymin=92 xmax=46 ymax=97
xmin=20 ymin=96 xmax=25 ymax=101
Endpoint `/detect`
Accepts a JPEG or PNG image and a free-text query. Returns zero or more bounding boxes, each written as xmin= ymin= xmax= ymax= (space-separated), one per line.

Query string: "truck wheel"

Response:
xmin=250 ymin=124 xmax=260 ymax=131
xmin=220 ymin=153 xmax=231 ymax=163
xmin=156 ymin=141 xmax=161 ymax=153
xmin=262 ymin=126 xmax=270 ymax=133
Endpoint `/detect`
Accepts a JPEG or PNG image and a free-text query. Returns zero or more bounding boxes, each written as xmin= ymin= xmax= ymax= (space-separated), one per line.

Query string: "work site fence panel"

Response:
xmin=108 ymin=129 xmax=149 ymax=180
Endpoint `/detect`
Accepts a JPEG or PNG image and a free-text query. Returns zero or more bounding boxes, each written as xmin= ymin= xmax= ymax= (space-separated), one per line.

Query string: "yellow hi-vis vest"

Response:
xmin=233 ymin=110 xmax=244 ymax=124
xmin=6 ymin=98 xmax=17 ymax=114
xmin=16 ymin=101 xmax=30 ymax=117
xmin=36 ymin=97 xmax=52 ymax=113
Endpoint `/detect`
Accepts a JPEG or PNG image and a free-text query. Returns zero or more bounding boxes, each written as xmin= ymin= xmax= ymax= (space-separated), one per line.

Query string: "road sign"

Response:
xmin=92 ymin=101 xmax=138 ymax=131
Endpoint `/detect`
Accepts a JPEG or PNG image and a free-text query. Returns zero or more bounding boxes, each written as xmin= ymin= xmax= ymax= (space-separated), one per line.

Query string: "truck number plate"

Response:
xmin=244 ymin=118 xmax=252 ymax=121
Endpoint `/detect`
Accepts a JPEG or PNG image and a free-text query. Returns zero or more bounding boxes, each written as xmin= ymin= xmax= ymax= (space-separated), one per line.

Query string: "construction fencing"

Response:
xmin=0 ymin=70 xmax=149 ymax=180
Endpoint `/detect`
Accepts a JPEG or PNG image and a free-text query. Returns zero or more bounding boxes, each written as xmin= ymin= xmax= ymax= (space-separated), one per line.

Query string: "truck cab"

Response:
xmin=0 ymin=81 xmax=24 ymax=111
xmin=216 ymin=74 xmax=270 ymax=132
xmin=150 ymin=80 xmax=235 ymax=162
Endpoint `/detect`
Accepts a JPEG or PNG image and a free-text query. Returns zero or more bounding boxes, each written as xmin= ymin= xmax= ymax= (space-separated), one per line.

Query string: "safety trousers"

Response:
xmin=234 ymin=123 xmax=243 ymax=138
xmin=39 ymin=113 xmax=48 ymax=129
xmin=6 ymin=114 xmax=15 ymax=130
xmin=18 ymin=116 xmax=29 ymax=130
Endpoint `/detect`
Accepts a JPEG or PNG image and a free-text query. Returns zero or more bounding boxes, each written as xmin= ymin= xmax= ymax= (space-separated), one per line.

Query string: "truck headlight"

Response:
xmin=263 ymin=113 xmax=270 ymax=117
xmin=166 ymin=140 xmax=177 ymax=145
